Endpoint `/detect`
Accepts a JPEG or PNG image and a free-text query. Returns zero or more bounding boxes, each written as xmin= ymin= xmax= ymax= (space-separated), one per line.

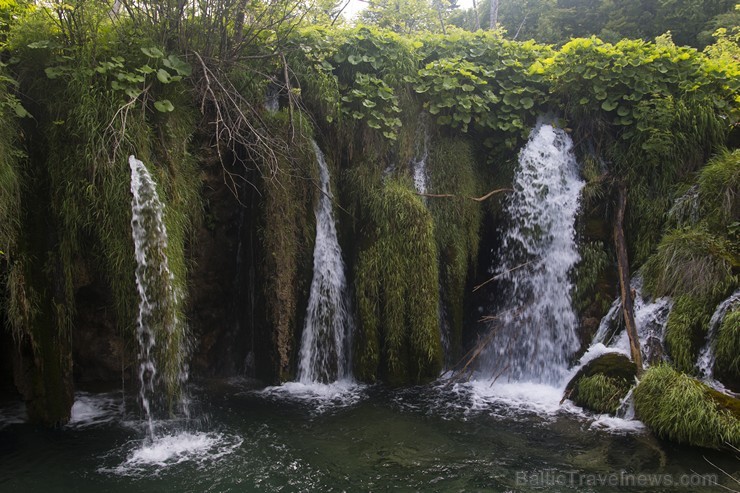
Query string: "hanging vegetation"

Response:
xmin=257 ymin=111 xmax=318 ymax=382
xmin=426 ymin=137 xmax=481 ymax=360
xmin=352 ymin=173 xmax=442 ymax=385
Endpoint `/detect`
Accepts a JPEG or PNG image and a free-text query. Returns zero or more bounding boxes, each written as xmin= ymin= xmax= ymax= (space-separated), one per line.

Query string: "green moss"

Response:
xmin=642 ymin=227 xmax=736 ymax=300
xmin=608 ymin=97 xmax=728 ymax=265
xmin=715 ymin=306 xmax=740 ymax=387
xmin=697 ymin=149 xmax=740 ymax=232
xmin=426 ymin=137 xmax=481 ymax=361
xmin=353 ymin=175 xmax=442 ymax=385
xmin=0 ymin=72 xmax=24 ymax=340
xmin=259 ymin=111 xmax=318 ymax=382
xmin=641 ymin=148 xmax=738 ymax=381
xmin=4 ymin=62 xmax=203 ymax=415
xmin=664 ymin=295 xmax=717 ymax=374
xmin=634 ymin=364 xmax=740 ymax=449
xmin=574 ymin=374 xmax=631 ymax=415
xmin=573 ymin=241 xmax=612 ymax=316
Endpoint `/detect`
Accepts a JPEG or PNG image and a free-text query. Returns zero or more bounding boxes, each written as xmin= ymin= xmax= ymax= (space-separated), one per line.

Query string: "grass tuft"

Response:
xmin=634 ymin=364 xmax=740 ymax=449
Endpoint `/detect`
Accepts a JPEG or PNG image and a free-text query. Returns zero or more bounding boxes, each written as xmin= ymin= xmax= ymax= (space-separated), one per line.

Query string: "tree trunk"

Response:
xmin=435 ymin=1 xmax=447 ymax=35
xmin=489 ymin=0 xmax=499 ymax=29
xmin=472 ymin=0 xmax=481 ymax=30
xmin=613 ymin=183 xmax=643 ymax=375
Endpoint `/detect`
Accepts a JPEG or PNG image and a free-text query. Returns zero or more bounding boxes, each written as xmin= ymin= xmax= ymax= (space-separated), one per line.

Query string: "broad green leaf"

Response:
xmin=156 ymin=68 xmax=172 ymax=83
xmin=141 ymin=47 xmax=164 ymax=58
xmin=154 ymin=99 xmax=175 ymax=112
xmin=11 ymin=101 xmax=29 ymax=118
xmin=601 ymin=100 xmax=618 ymax=111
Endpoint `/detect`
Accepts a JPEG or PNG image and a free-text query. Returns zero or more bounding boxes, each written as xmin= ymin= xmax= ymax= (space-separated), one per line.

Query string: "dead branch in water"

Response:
xmin=446 ymin=307 xmax=525 ymax=384
xmin=613 ymin=182 xmax=643 ymax=374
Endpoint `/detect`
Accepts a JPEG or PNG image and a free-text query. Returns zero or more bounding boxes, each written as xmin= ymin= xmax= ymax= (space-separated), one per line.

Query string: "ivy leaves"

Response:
xmin=341 ymin=73 xmax=401 ymax=139
xmin=548 ymin=37 xmax=738 ymax=131
xmin=290 ymin=25 xmax=737 ymax=146
xmin=411 ymin=38 xmax=546 ymax=141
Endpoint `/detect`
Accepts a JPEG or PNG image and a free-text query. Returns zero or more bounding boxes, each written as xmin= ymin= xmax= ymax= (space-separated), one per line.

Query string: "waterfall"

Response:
xmin=591 ymin=278 xmax=672 ymax=365
xmin=264 ymin=84 xmax=279 ymax=113
xmin=481 ymin=122 xmax=584 ymax=385
xmin=297 ymin=142 xmax=353 ymax=383
xmin=411 ymin=113 xmax=430 ymax=196
xmin=697 ymin=289 xmax=740 ymax=383
xmin=129 ymin=155 xmax=188 ymax=436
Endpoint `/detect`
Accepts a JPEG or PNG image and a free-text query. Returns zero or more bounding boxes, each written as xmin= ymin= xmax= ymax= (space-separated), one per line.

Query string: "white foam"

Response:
xmin=106 ymin=431 xmax=243 ymax=476
xmin=463 ymin=380 xmax=567 ymax=416
xmin=589 ymin=415 xmax=646 ymax=434
xmin=442 ymin=378 xmax=646 ymax=434
xmin=0 ymin=401 xmax=27 ymax=429
xmin=259 ymin=380 xmax=366 ymax=413
xmin=68 ymin=392 xmax=121 ymax=429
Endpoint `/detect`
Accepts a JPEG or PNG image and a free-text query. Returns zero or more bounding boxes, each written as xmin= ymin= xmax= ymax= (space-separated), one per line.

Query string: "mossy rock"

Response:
xmin=715 ymin=305 xmax=740 ymax=391
xmin=633 ymin=364 xmax=740 ymax=449
xmin=664 ymin=295 xmax=718 ymax=374
xmin=565 ymin=353 xmax=636 ymax=415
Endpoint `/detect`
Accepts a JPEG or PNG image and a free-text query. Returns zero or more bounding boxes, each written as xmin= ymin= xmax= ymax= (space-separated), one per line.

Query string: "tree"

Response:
xmin=360 ymin=0 xmax=453 ymax=33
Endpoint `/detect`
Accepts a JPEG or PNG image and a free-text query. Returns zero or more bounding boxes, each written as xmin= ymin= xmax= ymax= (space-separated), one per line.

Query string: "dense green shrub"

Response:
xmin=642 ymin=228 xmax=735 ymax=300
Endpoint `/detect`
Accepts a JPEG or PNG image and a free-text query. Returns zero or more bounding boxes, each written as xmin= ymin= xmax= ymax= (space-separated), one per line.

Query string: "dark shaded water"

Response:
xmin=0 ymin=379 xmax=735 ymax=492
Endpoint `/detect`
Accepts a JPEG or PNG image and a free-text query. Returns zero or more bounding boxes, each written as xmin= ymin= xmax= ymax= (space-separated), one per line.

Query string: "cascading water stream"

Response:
xmin=697 ymin=289 xmax=739 ymax=387
xmin=126 ymin=156 xmax=242 ymax=469
xmin=481 ymin=122 xmax=584 ymax=386
xmin=411 ymin=113 xmax=430 ymax=196
xmin=129 ymin=155 xmax=187 ymax=438
xmin=296 ymin=142 xmax=353 ymax=384
xmin=590 ymin=278 xmax=672 ymax=365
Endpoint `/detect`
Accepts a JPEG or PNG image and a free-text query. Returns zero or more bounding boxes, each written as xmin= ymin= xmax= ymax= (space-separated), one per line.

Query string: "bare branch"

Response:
xmin=416 ymin=188 xmax=513 ymax=202
xmin=473 ymin=260 xmax=534 ymax=292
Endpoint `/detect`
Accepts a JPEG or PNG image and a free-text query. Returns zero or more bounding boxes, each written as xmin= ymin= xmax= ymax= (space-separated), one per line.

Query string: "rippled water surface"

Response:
xmin=0 ymin=380 xmax=735 ymax=492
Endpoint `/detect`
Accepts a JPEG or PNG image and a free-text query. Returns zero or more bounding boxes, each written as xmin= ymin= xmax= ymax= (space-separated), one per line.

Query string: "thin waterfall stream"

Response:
xmin=126 ymin=155 xmax=242 ymax=470
xmin=296 ymin=142 xmax=354 ymax=384
xmin=129 ymin=155 xmax=188 ymax=436
xmin=696 ymin=289 xmax=740 ymax=392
